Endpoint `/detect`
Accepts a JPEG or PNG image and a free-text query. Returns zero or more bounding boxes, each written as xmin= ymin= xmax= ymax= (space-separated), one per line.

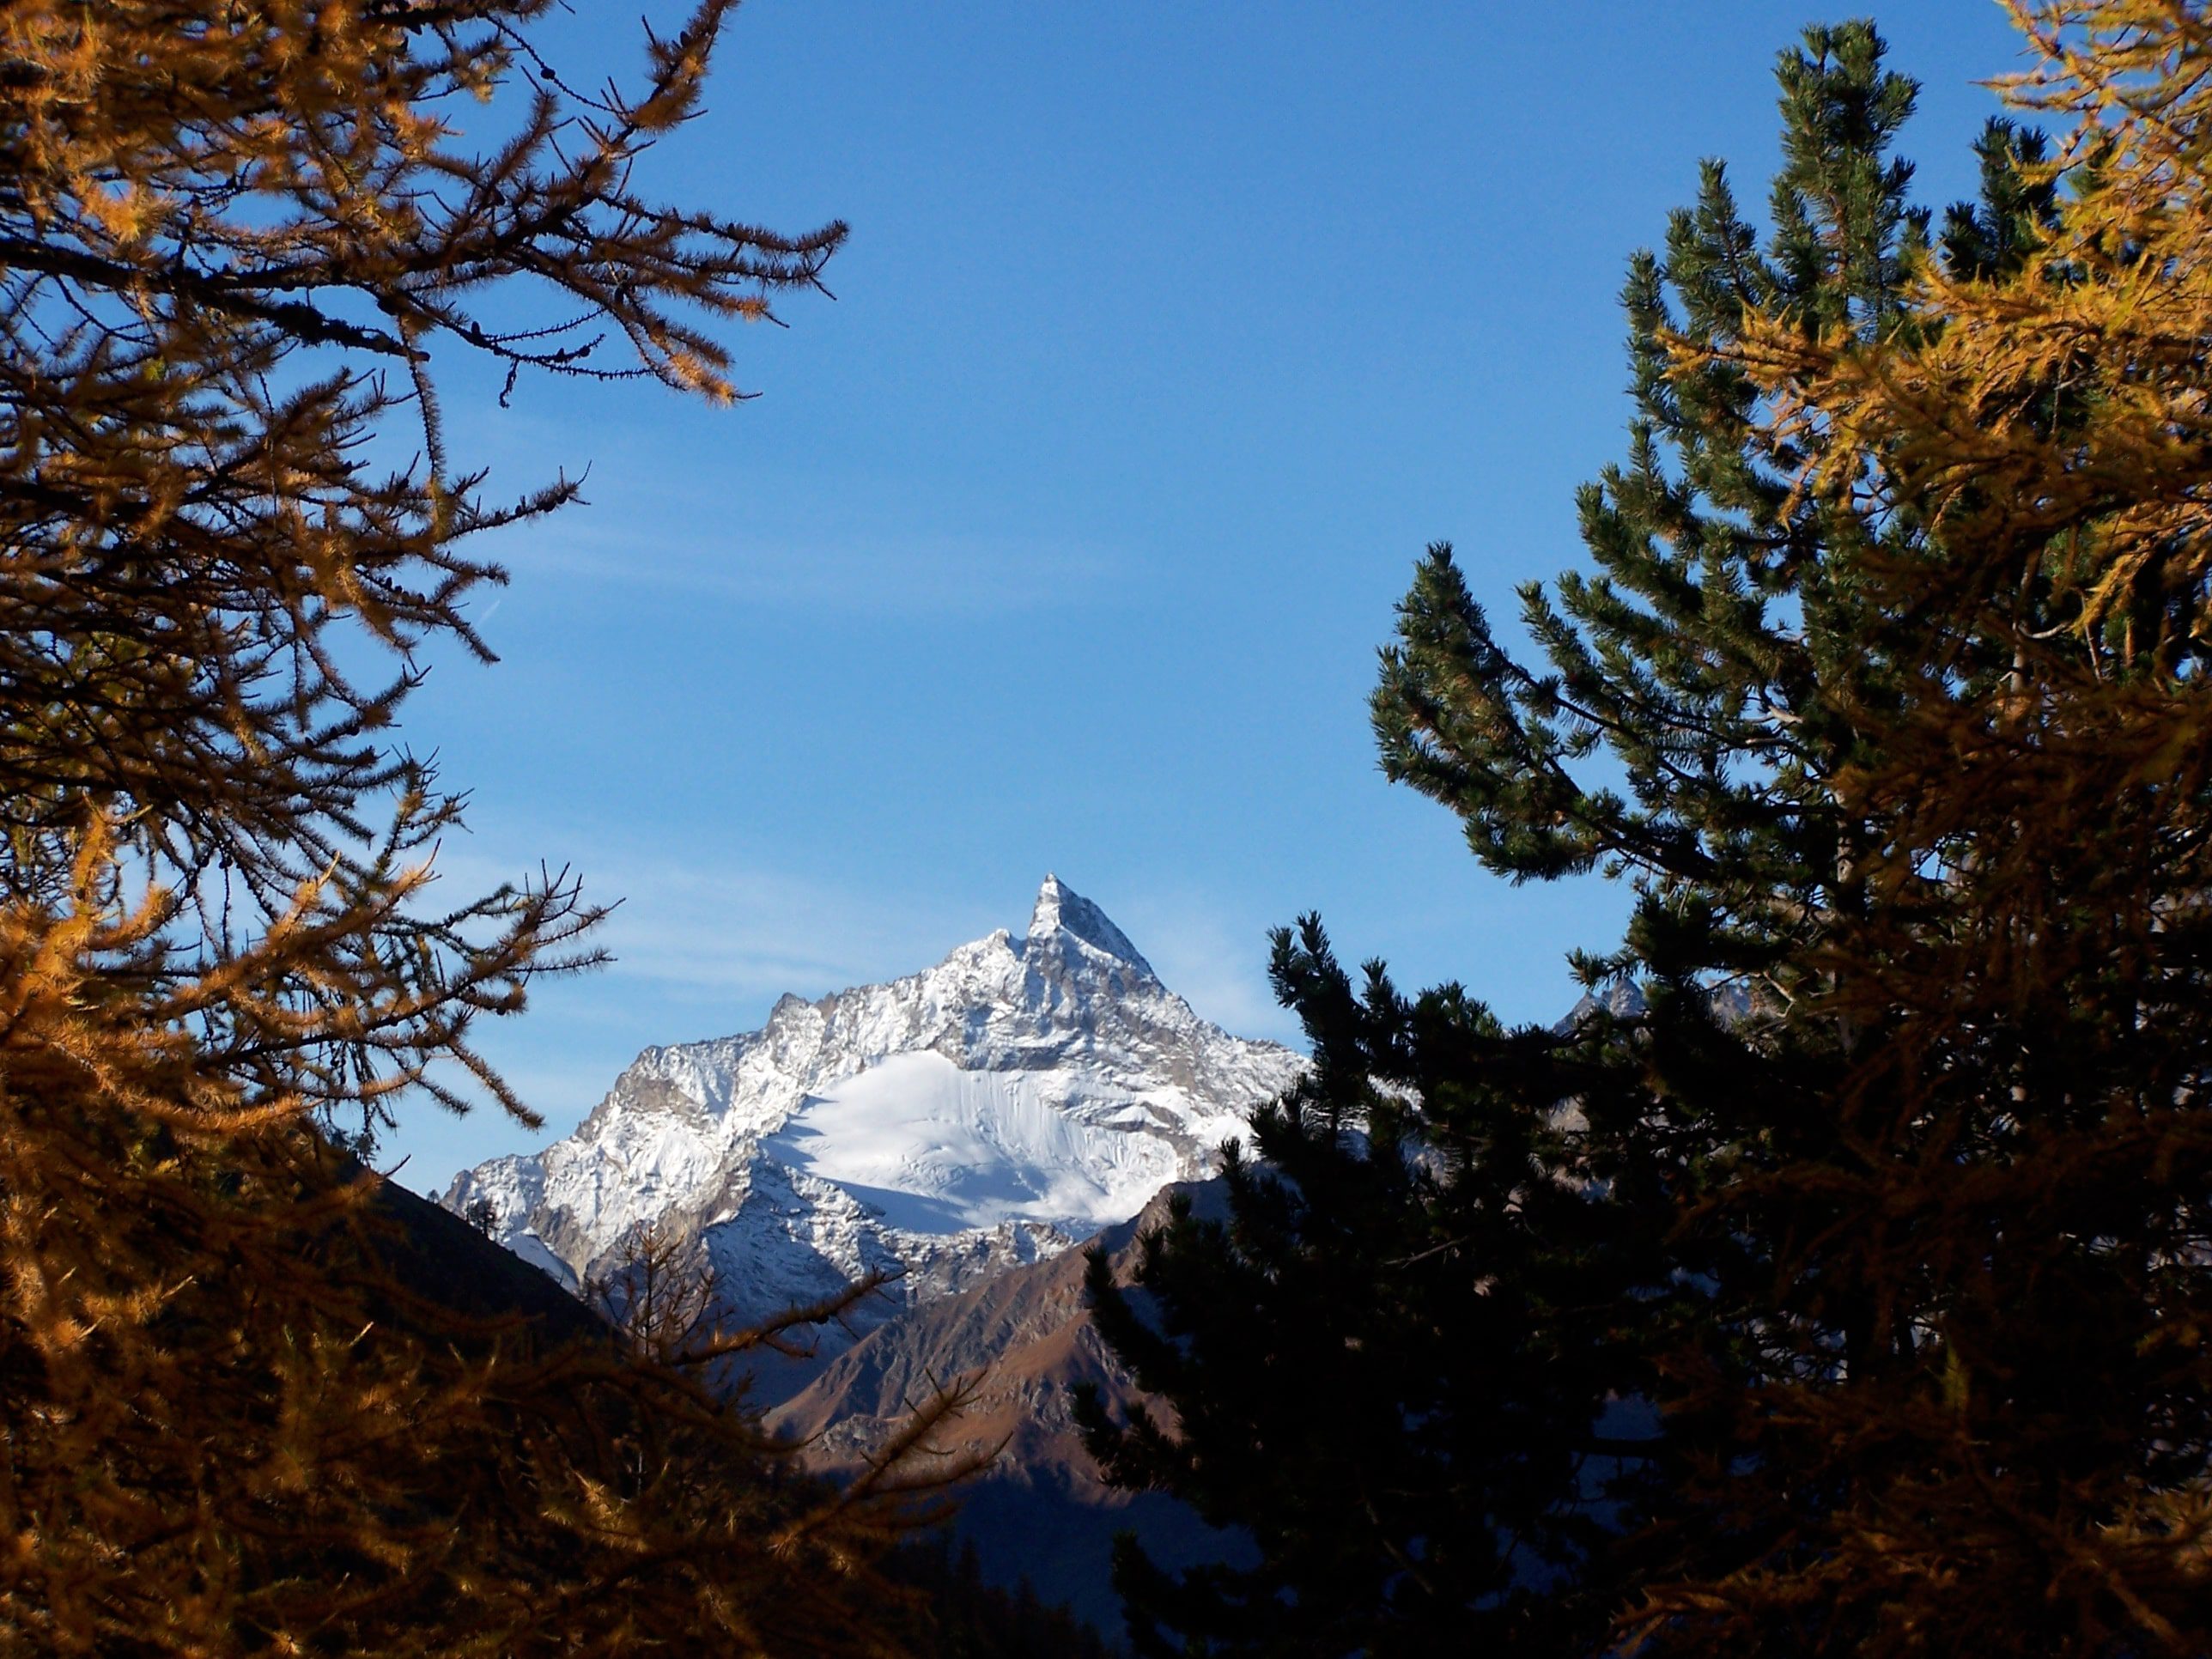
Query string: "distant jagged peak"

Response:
xmin=1025 ymin=873 xmax=1153 ymax=978
xmin=444 ymin=872 xmax=1304 ymax=1335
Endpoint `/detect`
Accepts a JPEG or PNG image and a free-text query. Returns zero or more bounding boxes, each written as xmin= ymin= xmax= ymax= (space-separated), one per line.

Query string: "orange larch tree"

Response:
xmin=0 ymin=4 xmax=964 ymax=1651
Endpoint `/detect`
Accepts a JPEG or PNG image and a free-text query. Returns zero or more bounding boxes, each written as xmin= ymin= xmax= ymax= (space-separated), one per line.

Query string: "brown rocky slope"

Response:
xmin=767 ymin=1182 xmax=1243 ymax=1631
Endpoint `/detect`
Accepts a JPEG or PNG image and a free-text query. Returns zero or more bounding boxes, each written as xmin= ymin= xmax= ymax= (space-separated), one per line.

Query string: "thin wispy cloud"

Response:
xmin=514 ymin=525 xmax=1123 ymax=618
xmin=448 ymin=427 xmax=1128 ymax=618
xmin=423 ymin=839 xmax=981 ymax=1017
xmin=1107 ymin=891 xmax=1304 ymax=1048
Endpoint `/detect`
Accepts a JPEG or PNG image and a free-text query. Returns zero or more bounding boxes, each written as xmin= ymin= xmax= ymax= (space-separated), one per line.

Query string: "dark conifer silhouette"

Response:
xmin=1085 ymin=10 xmax=2212 ymax=1654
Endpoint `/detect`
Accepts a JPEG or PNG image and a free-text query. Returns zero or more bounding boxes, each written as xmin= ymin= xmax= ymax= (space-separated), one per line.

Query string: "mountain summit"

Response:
xmin=445 ymin=878 xmax=1302 ymax=1367
xmin=1029 ymin=872 xmax=1151 ymax=973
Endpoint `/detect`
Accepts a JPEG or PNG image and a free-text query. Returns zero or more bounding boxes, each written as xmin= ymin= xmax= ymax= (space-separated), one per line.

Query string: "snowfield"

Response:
xmin=769 ymin=1052 xmax=1215 ymax=1237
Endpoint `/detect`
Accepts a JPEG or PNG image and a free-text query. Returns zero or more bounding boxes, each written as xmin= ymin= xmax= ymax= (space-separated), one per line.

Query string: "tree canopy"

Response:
xmin=0 ymin=4 xmax=960 ymax=1651
xmin=1084 ymin=7 xmax=2212 ymax=1654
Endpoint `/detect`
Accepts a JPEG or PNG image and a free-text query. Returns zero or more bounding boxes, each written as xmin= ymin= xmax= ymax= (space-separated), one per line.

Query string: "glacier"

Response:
xmin=443 ymin=876 xmax=1305 ymax=1346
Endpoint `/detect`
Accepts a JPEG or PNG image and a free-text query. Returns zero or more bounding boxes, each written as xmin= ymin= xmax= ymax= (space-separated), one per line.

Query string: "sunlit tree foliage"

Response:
xmin=0 ymin=3 xmax=963 ymax=1650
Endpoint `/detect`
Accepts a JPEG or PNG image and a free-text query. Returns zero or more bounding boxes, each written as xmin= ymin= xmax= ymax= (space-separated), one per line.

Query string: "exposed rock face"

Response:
xmin=444 ymin=878 xmax=1303 ymax=1370
xmin=770 ymin=1182 xmax=1242 ymax=1629
xmin=769 ymin=1183 xmax=1182 ymax=1474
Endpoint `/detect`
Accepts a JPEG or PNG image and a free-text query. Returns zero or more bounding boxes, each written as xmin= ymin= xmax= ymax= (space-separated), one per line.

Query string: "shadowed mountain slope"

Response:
xmin=770 ymin=1183 xmax=1243 ymax=1631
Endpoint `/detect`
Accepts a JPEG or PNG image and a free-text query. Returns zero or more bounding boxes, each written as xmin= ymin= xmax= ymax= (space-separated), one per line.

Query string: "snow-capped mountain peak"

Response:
xmin=1028 ymin=872 xmax=1152 ymax=975
xmin=444 ymin=878 xmax=1304 ymax=1357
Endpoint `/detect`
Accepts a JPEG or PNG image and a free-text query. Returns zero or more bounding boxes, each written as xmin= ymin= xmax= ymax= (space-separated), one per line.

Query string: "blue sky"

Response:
xmin=381 ymin=1 xmax=2032 ymax=1195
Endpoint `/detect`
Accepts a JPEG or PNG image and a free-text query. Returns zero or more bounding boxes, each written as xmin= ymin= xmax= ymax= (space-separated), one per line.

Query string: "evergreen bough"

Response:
xmin=1083 ymin=11 xmax=2212 ymax=1653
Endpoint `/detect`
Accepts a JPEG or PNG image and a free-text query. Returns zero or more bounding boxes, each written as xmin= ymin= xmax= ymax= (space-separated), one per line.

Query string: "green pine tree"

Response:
xmin=1078 ymin=20 xmax=2164 ymax=1655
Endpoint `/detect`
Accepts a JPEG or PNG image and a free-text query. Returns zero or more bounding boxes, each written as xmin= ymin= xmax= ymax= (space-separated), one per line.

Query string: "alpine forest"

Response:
xmin=3 ymin=3 xmax=2211 ymax=1659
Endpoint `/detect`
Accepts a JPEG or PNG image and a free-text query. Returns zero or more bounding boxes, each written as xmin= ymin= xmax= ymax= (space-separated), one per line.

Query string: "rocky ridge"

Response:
xmin=444 ymin=878 xmax=1304 ymax=1364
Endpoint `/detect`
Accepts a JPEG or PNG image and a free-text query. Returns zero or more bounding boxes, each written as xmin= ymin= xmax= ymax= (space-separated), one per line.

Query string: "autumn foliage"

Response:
xmin=0 ymin=3 xmax=957 ymax=1651
xmin=1653 ymin=3 xmax=2212 ymax=1644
